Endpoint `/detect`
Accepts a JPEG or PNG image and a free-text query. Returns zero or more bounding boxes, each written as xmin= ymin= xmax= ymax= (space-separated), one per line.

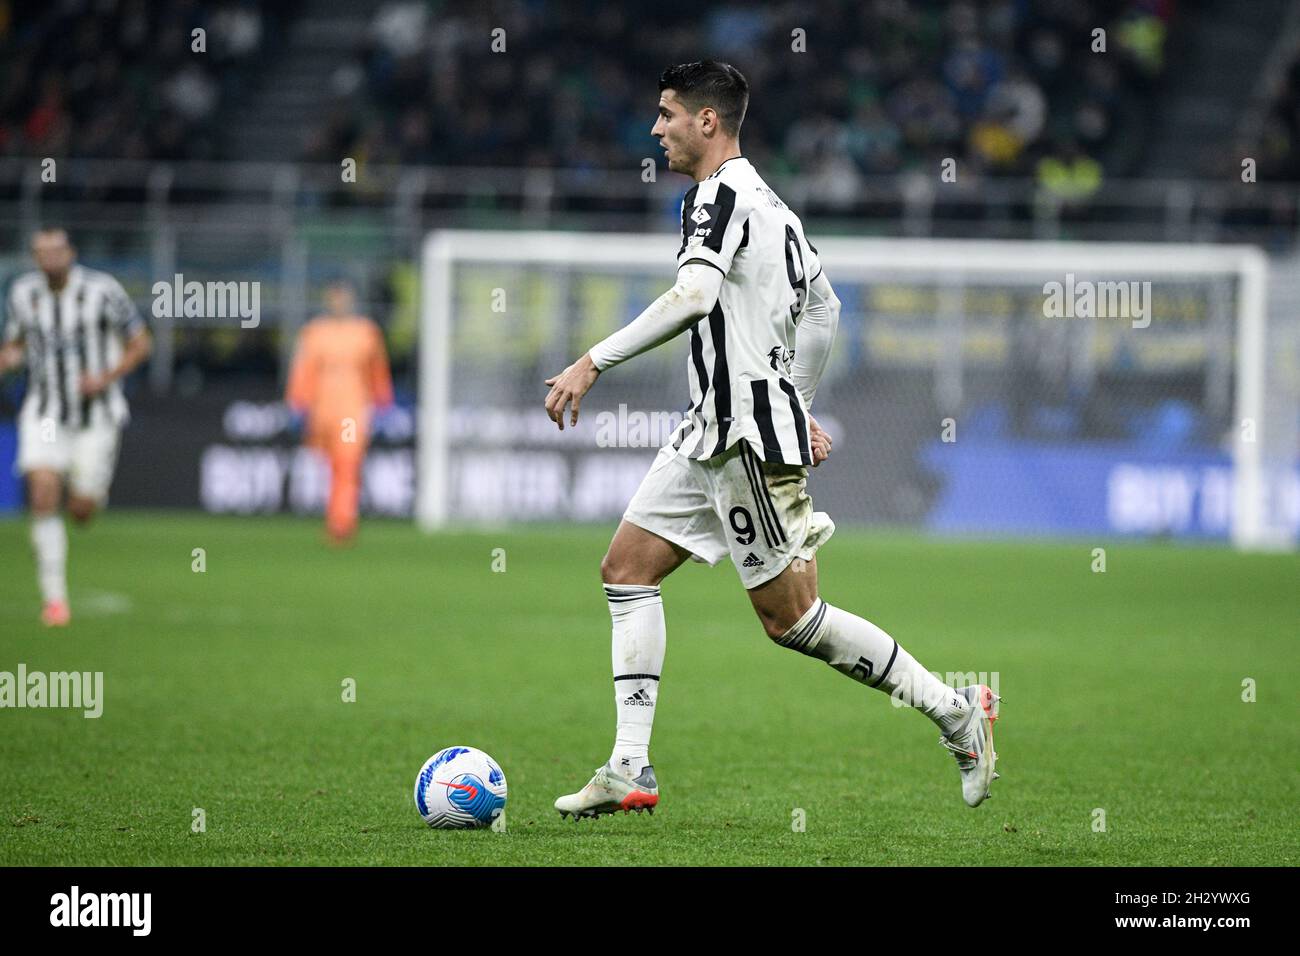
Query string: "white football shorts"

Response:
xmin=623 ymin=438 xmax=835 ymax=589
xmin=16 ymin=402 xmax=122 ymax=504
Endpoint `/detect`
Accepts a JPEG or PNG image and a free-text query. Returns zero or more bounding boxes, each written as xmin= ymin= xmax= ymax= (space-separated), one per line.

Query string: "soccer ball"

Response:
xmin=414 ymin=746 xmax=507 ymax=829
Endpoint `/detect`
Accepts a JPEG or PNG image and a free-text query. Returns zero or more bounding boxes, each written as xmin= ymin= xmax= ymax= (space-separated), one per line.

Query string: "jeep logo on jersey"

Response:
xmin=690 ymin=202 xmax=721 ymax=237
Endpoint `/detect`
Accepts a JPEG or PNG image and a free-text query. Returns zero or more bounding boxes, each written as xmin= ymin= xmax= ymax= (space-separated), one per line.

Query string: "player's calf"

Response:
xmin=769 ymin=596 xmax=969 ymax=727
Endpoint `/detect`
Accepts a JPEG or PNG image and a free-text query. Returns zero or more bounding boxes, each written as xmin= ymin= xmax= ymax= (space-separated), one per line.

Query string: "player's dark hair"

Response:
xmin=32 ymin=225 xmax=71 ymax=243
xmin=658 ymin=61 xmax=749 ymax=137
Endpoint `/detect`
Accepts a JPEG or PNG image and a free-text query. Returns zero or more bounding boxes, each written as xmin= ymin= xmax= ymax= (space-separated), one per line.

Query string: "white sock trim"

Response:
xmin=775 ymin=597 xmax=827 ymax=652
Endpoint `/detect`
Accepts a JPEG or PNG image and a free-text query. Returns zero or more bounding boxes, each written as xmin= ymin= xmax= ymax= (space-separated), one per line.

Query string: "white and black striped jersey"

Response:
xmin=3 ymin=265 xmax=146 ymax=428
xmin=668 ymin=156 xmax=823 ymax=465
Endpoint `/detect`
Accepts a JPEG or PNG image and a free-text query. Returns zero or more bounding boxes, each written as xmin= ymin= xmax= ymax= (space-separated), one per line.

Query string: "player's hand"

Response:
xmin=543 ymin=353 xmax=600 ymax=431
xmin=79 ymin=371 xmax=112 ymax=397
xmin=809 ymin=414 xmax=832 ymax=467
xmin=0 ymin=343 xmax=21 ymax=375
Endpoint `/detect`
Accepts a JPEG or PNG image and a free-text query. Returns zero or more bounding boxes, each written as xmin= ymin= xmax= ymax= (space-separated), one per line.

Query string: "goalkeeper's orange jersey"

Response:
xmin=286 ymin=315 xmax=393 ymax=448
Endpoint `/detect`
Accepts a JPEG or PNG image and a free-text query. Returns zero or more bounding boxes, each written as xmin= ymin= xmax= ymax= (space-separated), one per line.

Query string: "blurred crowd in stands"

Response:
xmin=308 ymin=0 xmax=1173 ymax=204
xmin=2 ymin=0 xmax=1299 ymax=199
xmin=0 ymin=0 xmax=282 ymax=161
xmin=1259 ymin=52 xmax=1300 ymax=183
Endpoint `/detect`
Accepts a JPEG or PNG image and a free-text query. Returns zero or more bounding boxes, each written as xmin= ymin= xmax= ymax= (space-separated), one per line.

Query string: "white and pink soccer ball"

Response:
xmin=414 ymin=746 xmax=507 ymax=829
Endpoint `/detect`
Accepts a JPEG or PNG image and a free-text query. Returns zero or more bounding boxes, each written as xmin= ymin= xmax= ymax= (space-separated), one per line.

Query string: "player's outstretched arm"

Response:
xmin=791 ymin=268 xmax=840 ymax=409
xmin=543 ymin=262 xmax=723 ymax=431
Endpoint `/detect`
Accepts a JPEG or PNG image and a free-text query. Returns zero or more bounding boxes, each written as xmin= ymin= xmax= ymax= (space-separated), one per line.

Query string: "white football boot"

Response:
xmin=939 ymin=684 xmax=1001 ymax=807
xmin=555 ymin=764 xmax=658 ymax=820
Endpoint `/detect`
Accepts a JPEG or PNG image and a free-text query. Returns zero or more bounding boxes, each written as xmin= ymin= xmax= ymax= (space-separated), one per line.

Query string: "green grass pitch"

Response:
xmin=1 ymin=512 xmax=1296 ymax=866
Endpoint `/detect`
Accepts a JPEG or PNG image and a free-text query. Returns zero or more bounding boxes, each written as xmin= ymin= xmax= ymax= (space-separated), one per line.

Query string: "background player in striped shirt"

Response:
xmin=0 ymin=227 xmax=152 ymax=626
xmin=285 ymin=279 xmax=394 ymax=545
xmin=544 ymin=61 xmax=1000 ymax=818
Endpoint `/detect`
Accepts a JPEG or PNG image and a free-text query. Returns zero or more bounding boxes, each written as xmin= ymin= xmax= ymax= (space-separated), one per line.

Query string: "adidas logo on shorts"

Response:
xmin=742 ymin=552 xmax=765 ymax=568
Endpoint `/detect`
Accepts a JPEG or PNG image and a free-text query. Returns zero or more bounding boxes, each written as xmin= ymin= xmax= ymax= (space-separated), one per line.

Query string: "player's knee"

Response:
xmin=29 ymin=488 xmax=59 ymax=515
xmin=600 ymin=548 xmax=659 ymax=586
xmin=756 ymin=604 xmax=794 ymax=642
xmin=756 ymin=595 xmax=819 ymax=644
xmin=600 ymin=550 xmax=634 ymax=585
xmin=30 ymin=494 xmax=58 ymax=516
xmin=67 ymin=497 xmax=97 ymax=524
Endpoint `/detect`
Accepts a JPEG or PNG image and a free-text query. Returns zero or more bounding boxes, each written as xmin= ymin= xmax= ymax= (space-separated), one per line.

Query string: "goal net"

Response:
xmin=419 ymin=231 xmax=1297 ymax=551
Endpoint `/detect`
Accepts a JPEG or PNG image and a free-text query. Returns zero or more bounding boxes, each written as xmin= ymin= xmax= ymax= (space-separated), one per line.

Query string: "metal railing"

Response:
xmin=3 ymin=157 xmax=1298 ymax=246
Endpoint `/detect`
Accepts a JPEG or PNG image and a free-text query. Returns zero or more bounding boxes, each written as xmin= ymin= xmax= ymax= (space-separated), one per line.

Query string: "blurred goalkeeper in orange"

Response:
xmin=286 ymin=279 xmax=393 ymax=544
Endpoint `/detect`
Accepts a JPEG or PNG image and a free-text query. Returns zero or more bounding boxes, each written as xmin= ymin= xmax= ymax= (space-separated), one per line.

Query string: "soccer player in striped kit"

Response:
xmin=0 ymin=227 xmax=152 ymax=626
xmin=544 ymin=62 xmax=1000 ymax=818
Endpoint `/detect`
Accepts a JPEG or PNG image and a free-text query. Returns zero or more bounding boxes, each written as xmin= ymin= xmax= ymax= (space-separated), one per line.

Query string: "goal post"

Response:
xmin=418 ymin=230 xmax=1294 ymax=551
